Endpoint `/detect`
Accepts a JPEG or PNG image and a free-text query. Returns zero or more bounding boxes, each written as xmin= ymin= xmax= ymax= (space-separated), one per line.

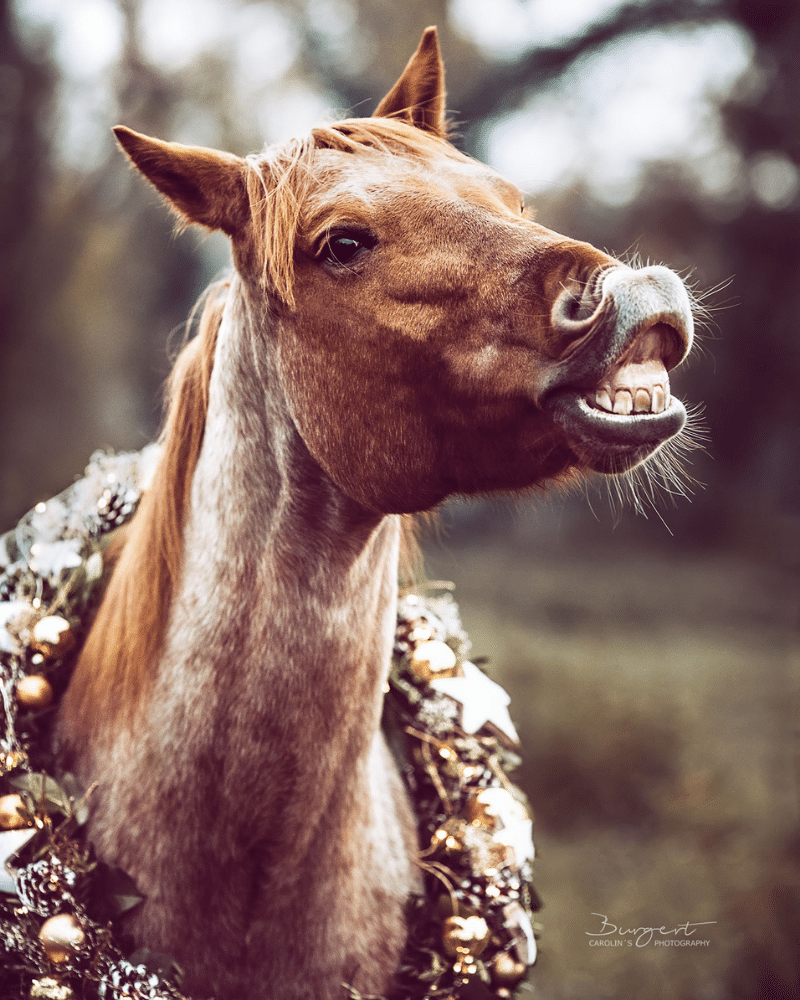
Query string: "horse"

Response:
xmin=56 ymin=27 xmax=695 ymax=1000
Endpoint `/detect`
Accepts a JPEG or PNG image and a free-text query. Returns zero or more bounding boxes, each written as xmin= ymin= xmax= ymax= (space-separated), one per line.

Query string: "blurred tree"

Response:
xmin=0 ymin=0 xmax=56 ymax=517
xmin=713 ymin=0 xmax=800 ymax=530
xmin=1 ymin=0 xmax=206 ymax=524
xmin=291 ymin=0 xmax=486 ymax=116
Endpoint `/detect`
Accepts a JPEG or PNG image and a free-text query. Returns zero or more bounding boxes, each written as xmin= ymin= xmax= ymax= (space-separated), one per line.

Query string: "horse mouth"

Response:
xmin=545 ymin=324 xmax=688 ymax=473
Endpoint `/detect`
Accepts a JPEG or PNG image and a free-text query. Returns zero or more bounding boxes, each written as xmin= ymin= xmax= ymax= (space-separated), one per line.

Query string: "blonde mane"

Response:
xmin=62 ymin=281 xmax=227 ymax=735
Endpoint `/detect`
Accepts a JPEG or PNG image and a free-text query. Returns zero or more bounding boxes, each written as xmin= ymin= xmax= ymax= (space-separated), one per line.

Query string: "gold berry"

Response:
xmin=430 ymin=817 xmax=467 ymax=856
xmin=16 ymin=675 xmax=54 ymax=710
xmin=0 ymin=793 xmax=30 ymax=830
xmin=38 ymin=913 xmax=86 ymax=964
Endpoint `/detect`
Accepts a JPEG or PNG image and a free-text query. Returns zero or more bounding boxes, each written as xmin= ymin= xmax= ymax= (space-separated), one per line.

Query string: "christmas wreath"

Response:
xmin=0 ymin=449 xmax=540 ymax=1000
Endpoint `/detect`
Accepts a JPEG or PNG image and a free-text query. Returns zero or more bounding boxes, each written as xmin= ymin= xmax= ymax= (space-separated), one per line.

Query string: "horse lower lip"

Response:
xmin=546 ymin=388 xmax=687 ymax=466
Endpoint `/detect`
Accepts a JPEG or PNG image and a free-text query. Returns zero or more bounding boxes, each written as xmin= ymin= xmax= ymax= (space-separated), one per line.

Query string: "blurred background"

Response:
xmin=0 ymin=0 xmax=798 ymax=996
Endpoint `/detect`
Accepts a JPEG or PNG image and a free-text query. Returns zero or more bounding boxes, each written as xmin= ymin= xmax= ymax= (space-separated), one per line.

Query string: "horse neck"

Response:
xmin=156 ymin=278 xmax=402 ymax=840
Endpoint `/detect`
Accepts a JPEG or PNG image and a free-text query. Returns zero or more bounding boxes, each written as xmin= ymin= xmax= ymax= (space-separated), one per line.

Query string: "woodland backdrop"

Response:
xmin=1 ymin=1 xmax=798 ymax=998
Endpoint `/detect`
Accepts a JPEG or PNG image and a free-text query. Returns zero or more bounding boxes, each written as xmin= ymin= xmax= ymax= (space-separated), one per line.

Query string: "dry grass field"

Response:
xmin=422 ymin=502 xmax=800 ymax=1000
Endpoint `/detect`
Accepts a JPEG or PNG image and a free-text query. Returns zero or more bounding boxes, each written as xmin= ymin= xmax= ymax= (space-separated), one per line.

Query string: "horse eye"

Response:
xmin=322 ymin=233 xmax=373 ymax=266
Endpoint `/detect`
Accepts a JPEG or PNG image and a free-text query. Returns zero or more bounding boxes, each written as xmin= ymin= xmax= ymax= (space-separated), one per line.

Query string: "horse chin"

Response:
xmin=547 ymin=388 xmax=687 ymax=474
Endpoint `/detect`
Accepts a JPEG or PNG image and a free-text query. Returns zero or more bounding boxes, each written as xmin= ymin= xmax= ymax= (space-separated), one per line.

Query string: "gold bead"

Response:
xmin=442 ymin=915 xmax=491 ymax=958
xmin=453 ymin=956 xmax=478 ymax=976
xmin=430 ymin=817 xmax=467 ymax=856
xmin=495 ymin=990 xmax=512 ymax=999
xmin=430 ymin=827 xmax=448 ymax=847
xmin=30 ymin=977 xmax=75 ymax=1000
xmin=467 ymin=787 xmax=527 ymax=830
xmin=409 ymin=640 xmax=458 ymax=682
xmin=31 ymin=617 xmax=75 ymax=660
xmin=38 ymin=913 xmax=86 ymax=964
xmin=16 ymin=675 xmax=54 ymax=710
xmin=491 ymin=951 xmax=527 ymax=987
xmin=0 ymin=793 xmax=30 ymax=830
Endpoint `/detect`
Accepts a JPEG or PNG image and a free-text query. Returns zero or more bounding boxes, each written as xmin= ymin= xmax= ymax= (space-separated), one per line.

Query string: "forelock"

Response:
xmin=242 ymin=118 xmax=468 ymax=308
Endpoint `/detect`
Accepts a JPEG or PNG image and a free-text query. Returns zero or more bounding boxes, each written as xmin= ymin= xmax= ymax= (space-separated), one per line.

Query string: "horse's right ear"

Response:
xmin=373 ymin=27 xmax=447 ymax=138
xmin=113 ymin=126 xmax=250 ymax=236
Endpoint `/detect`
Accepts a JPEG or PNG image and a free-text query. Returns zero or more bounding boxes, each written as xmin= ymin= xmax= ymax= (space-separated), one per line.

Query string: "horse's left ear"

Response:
xmin=113 ymin=126 xmax=250 ymax=236
xmin=373 ymin=27 xmax=447 ymax=138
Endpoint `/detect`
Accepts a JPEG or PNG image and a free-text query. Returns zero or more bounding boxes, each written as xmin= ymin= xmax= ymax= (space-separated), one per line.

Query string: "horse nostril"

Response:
xmin=549 ymin=280 xmax=609 ymax=358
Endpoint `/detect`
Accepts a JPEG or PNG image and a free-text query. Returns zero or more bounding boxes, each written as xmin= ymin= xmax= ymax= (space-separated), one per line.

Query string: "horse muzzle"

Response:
xmin=537 ymin=264 xmax=694 ymax=473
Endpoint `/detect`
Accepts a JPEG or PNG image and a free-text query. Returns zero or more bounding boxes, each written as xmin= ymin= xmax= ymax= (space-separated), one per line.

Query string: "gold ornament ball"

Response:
xmin=491 ymin=951 xmax=527 ymax=988
xmin=409 ymin=640 xmax=458 ymax=682
xmin=442 ymin=915 xmax=491 ymax=958
xmin=38 ymin=913 xmax=86 ymax=964
xmin=16 ymin=674 xmax=54 ymax=710
xmin=31 ymin=617 xmax=75 ymax=660
xmin=30 ymin=978 xmax=75 ymax=1000
xmin=0 ymin=793 xmax=30 ymax=830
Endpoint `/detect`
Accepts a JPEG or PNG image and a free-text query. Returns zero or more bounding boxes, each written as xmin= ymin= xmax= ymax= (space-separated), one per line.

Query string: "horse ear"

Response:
xmin=113 ymin=126 xmax=250 ymax=236
xmin=373 ymin=27 xmax=447 ymax=138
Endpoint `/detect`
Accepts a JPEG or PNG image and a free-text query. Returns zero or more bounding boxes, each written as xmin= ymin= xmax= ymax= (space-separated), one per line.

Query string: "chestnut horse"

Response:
xmin=58 ymin=28 xmax=694 ymax=1000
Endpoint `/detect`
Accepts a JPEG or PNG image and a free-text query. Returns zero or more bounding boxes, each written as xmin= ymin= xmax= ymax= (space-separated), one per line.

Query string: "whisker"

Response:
xmin=595 ymin=404 xmax=707 ymax=524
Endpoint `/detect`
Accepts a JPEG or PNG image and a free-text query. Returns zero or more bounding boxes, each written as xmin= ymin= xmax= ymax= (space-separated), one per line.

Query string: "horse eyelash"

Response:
xmin=319 ymin=229 xmax=378 ymax=270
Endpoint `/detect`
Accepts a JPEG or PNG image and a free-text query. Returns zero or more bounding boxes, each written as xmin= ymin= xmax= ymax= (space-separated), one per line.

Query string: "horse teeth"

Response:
xmin=593 ymin=361 xmax=671 ymax=416
xmin=613 ymin=390 xmax=633 ymax=415
xmin=594 ymin=385 xmax=672 ymax=415
xmin=595 ymin=389 xmax=613 ymax=412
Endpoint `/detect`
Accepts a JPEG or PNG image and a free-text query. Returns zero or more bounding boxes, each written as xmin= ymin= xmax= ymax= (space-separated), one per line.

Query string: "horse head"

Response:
xmin=113 ymin=27 xmax=694 ymax=515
